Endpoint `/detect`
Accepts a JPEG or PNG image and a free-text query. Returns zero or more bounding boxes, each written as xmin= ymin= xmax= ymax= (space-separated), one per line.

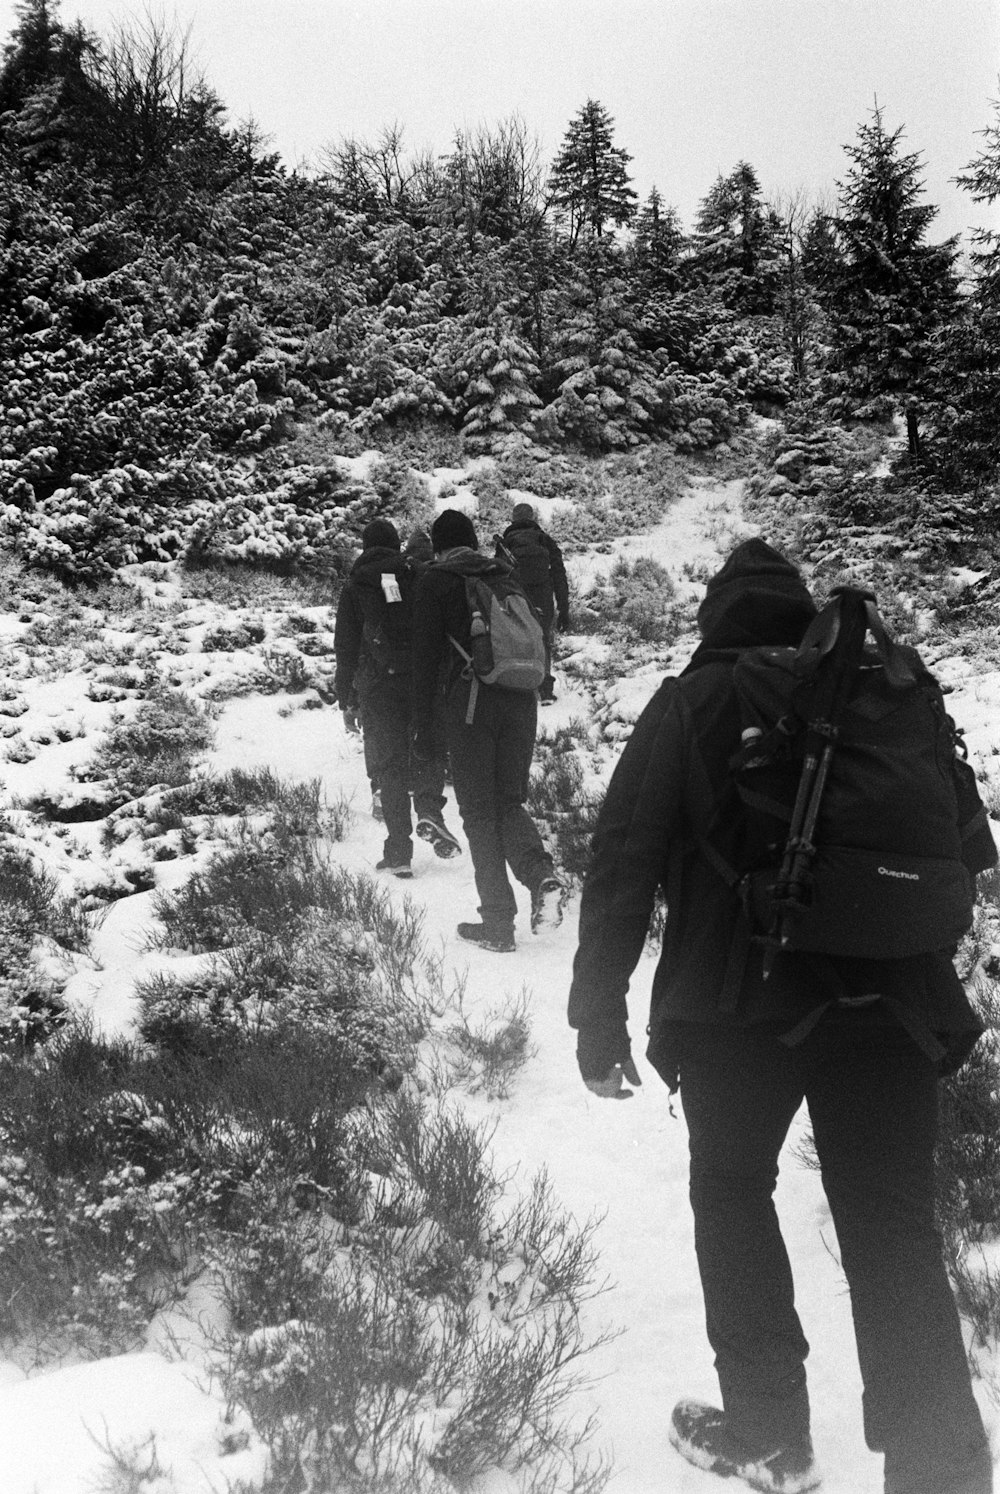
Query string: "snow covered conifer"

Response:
xmin=548 ymin=99 xmax=637 ymax=249
xmin=808 ymin=106 xmax=960 ymax=429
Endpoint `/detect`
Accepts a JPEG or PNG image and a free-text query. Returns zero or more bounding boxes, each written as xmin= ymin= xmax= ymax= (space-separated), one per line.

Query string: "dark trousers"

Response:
xmin=676 ymin=1019 xmax=992 ymax=1494
xmin=360 ymin=684 xmax=445 ymax=864
xmin=445 ymin=679 xmax=552 ymax=932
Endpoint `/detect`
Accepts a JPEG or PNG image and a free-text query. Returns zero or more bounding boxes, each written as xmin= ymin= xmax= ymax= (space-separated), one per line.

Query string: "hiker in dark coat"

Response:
xmin=499 ymin=501 xmax=569 ymax=703
xmin=410 ymin=508 xmax=564 ymax=951
xmin=569 ymin=539 xmax=995 ymax=1494
xmin=334 ymin=518 xmax=460 ymax=877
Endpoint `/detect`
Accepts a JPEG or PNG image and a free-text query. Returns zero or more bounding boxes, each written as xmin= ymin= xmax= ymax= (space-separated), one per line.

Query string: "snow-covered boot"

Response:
xmin=530 ymin=874 xmax=565 ymax=933
xmin=669 ymin=1400 xmax=820 ymax=1493
xmin=416 ymin=815 xmax=462 ymax=859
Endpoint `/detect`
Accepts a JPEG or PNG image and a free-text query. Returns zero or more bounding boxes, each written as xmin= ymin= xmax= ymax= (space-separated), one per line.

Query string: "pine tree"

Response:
xmin=629 ymin=187 xmax=684 ymax=293
xmin=0 ymin=0 xmax=61 ymax=113
xmin=955 ymin=93 xmax=1000 ymax=303
xmin=922 ymin=96 xmax=1000 ymax=486
xmin=548 ymin=99 xmax=637 ymax=248
xmin=810 ymin=106 xmax=960 ymax=434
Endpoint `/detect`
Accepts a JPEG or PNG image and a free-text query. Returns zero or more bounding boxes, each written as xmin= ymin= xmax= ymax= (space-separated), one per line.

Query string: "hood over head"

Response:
xmin=697 ymin=538 xmax=816 ymax=649
xmin=361 ymin=518 xmax=400 ymax=552
xmin=510 ymin=501 xmax=536 ymax=524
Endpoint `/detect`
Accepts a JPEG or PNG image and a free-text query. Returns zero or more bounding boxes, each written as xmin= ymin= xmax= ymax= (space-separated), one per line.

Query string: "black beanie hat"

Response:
xmin=697 ymin=538 xmax=816 ymax=648
xmin=362 ymin=518 xmax=400 ymax=552
xmin=431 ymin=509 xmax=478 ymax=553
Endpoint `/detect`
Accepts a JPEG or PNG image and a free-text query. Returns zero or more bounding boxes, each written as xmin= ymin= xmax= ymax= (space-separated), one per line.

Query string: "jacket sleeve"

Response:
xmin=544 ymin=533 xmax=570 ymax=620
xmin=410 ymin=573 xmax=450 ymax=737
xmin=568 ymin=679 xmax=687 ymax=1031
xmin=333 ymin=584 xmax=363 ymax=706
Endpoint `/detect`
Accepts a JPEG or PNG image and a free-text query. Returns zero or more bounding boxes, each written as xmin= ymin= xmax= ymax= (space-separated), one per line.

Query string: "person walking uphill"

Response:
xmin=334 ymin=518 xmax=461 ymax=878
xmin=568 ymin=538 xmax=996 ymax=1494
xmin=411 ymin=508 xmax=565 ymax=952
xmin=499 ymin=501 xmax=569 ymax=704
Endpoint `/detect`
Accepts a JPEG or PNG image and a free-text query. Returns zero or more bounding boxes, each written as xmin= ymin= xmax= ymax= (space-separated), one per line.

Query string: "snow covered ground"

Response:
xmin=0 ymin=471 xmax=996 ymax=1493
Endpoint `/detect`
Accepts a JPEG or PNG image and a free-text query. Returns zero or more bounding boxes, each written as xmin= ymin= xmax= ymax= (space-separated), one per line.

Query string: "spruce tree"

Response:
xmin=810 ymin=106 xmax=960 ymax=434
xmin=922 ymin=96 xmax=1000 ymax=486
xmin=955 ymin=94 xmax=1000 ymax=303
xmin=690 ymin=161 xmax=784 ymax=314
xmin=548 ymin=99 xmax=637 ymax=248
xmin=629 ymin=187 xmax=684 ymax=293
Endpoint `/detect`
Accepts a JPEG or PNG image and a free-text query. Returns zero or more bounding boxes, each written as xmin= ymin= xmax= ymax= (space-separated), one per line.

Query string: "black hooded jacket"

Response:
xmin=568 ymin=541 xmax=988 ymax=1087
xmin=333 ymin=545 xmax=415 ymax=705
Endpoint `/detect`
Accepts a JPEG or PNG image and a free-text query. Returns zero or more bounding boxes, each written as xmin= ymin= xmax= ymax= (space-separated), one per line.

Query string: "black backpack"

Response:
xmin=699 ymin=587 xmax=995 ymax=977
xmin=359 ymin=561 xmax=415 ymax=682
xmin=500 ymin=526 xmax=552 ymax=594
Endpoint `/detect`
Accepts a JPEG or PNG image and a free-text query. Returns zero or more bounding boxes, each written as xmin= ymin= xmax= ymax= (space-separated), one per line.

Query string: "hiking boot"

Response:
xmin=415 ymin=815 xmax=462 ymax=859
xmin=457 ymin=921 xmax=515 ymax=953
xmin=668 ymin=1401 xmax=820 ymax=1494
xmin=530 ymin=875 xmax=565 ymax=933
xmin=371 ymin=790 xmax=384 ymax=823
xmin=376 ymin=857 xmax=412 ymax=880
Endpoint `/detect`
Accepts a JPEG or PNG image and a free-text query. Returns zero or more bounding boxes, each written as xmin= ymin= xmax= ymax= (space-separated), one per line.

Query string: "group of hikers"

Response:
xmin=335 ymin=512 xmax=996 ymax=1494
xmin=334 ymin=501 xmax=570 ymax=950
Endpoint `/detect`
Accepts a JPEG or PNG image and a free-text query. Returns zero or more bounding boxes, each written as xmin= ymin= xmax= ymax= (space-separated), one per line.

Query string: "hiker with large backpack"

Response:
xmin=568 ymin=539 xmax=995 ymax=1494
xmin=334 ymin=518 xmax=461 ymax=878
xmin=498 ymin=501 xmax=570 ymax=704
xmin=410 ymin=508 xmax=565 ymax=951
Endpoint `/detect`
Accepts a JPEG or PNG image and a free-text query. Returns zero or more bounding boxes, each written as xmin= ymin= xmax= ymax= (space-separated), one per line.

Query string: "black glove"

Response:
xmin=557 ymin=611 xmax=570 ymax=632
xmin=576 ymin=1020 xmax=642 ymax=1099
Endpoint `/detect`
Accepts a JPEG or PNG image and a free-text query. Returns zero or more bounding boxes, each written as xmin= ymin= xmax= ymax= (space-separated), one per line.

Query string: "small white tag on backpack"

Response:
xmin=381 ymin=574 xmax=402 ymax=603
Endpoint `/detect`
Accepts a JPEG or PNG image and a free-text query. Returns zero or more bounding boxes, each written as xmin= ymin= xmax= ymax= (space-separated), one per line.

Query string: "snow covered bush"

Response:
xmin=202 ymin=619 xmax=266 ymax=651
xmin=209 ymin=1096 xmax=610 ymax=1494
xmin=528 ymin=722 xmax=604 ymax=884
xmin=0 ymin=1023 xmax=201 ymax=1357
xmin=0 ymin=845 xmax=95 ymax=1048
xmin=581 ymin=555 xmax=685 ymax=643
xmin=184 ymin=463 xmax=398 ymax=575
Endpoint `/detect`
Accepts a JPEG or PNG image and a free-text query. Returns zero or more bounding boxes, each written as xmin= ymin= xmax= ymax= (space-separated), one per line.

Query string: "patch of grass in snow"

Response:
xmin=180 ymin=556 xmax=334 ymax=611
xmin=446 ymin=985 xmax=535 ymax=1100
xmin=160 ymin=766 xmax=326 ymax=829
xmin=90 ymin=1430 xmax=170 ymax=1493
xmin=83 ymin=686 xmax=215 ymax=800
xmin=152 ymin=829 xmax=421 ymax=998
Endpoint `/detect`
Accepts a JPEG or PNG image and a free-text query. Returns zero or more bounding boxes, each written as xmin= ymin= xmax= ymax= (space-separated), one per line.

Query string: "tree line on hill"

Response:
xmin=0 ymin=0 xmax=997 ymax=579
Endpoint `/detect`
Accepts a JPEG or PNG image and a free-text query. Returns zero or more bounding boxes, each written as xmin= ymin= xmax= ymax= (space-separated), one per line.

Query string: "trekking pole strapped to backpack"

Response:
xmin=762 ymin=588 xmax=874 ymax=971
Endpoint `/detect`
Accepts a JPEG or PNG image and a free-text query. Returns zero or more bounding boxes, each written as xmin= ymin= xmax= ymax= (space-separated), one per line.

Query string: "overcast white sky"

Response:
xmin=3 ymin=0 xmax=999 ymax=241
